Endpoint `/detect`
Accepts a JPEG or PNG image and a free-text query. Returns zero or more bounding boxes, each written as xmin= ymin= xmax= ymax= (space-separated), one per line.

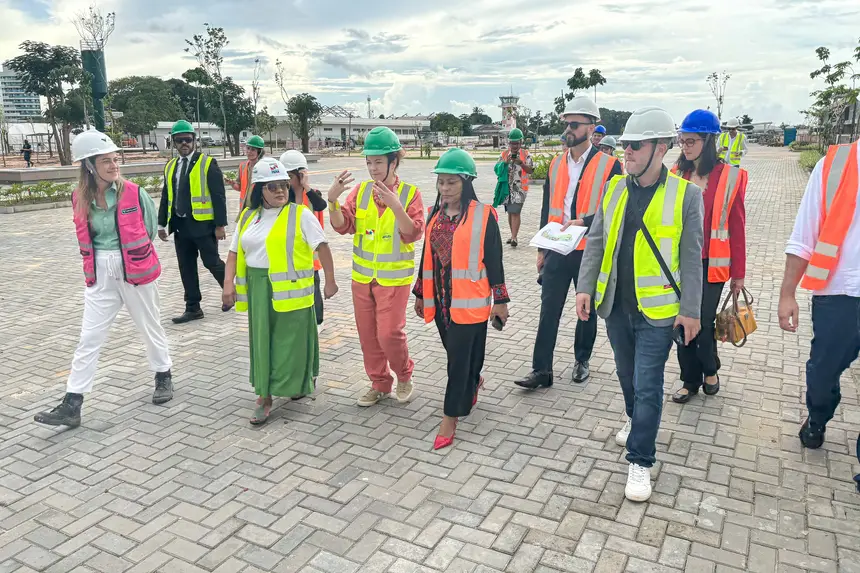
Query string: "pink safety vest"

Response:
xmin=73 ymin=180 xmax=161 ymax=287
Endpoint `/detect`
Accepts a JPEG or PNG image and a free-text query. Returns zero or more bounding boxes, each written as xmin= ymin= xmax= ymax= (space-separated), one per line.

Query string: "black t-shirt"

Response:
xmin=613 ymin=168 xmax=668 ymax=315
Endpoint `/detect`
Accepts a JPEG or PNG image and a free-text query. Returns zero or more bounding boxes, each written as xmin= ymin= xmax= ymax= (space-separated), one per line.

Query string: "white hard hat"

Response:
xmin=560 ymin=95 xmax=601 ymax=121
xmin=279 ymin=150 xmax=308 ymax=172
xmin=725 ymin=117 xmax=740 ymax=128
xmin=252 ymin=157 xmax=289 ymax=184
xmin=618 ymin=106 xmax=676 ymax=142
xmin=72 ymin=130 xmax=120 ymax=162
xmin=599 ymin=135 xmax=617 ymax=148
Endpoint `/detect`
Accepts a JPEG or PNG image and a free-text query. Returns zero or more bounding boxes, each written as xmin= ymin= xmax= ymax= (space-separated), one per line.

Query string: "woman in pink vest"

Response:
xmin=34 ymin=130 xmax=173 ymax=428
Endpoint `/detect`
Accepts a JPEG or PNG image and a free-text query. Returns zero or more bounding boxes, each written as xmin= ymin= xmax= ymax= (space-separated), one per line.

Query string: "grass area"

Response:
xmin=799 ymin=149 xmax=824 ymax=171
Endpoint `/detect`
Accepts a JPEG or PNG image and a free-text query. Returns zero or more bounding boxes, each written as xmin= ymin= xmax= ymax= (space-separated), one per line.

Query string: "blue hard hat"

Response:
xmin=678 ymin=109 xmax=721 ymax=134
xmin=594 ymin=125 xmax=606 ymax=134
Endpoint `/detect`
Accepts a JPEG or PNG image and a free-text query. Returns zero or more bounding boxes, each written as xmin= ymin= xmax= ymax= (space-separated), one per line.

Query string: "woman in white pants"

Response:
xmin=34 ymin=130 xmax=173 ymax=428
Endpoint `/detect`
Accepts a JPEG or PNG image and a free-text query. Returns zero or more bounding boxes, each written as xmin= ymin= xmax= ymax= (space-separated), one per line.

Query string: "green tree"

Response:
xmin=554 ymin=67 xmax=606 ymax=114
xmin=186 ymin=24 xmax=230 ymax=157
xmin=468 ymin=106 xmax=493 ymax=125
xmin=108 ymin=76 xmax=183 ymax=143
xmin=4 ymin=41 xmax=87 ymax=165
xmin=430 ymin=112 xmax=462 ymax=143
xmin=286 ymin=93 xmax=323 ymax=153
xmin=706 ymin=71 xmax=731 ymax=119
xmin=214 ymin=78 xmax=254 ymax=156
xmin=804 ymin=41 xmax=860 ymax=151
xmin=458 ymin=114 xmax=474 ymax=136
xmin=598 ymin=108 xmax=633 ymax=135
xmin=378 ymin=114 xmax=386 ymax=120
xmin=255 ymin=107 xmax=279 ymax=143
xmin=167 ymin=76 xmax=214 ymax=123
xmin=740 ymin=114 xmax=753 ymax=125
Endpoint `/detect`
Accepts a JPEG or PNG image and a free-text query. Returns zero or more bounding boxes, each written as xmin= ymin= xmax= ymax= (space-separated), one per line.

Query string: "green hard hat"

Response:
xmin=170 ymin=120 xmax=195 ymax=136
xmin=246 ymin=135 xmax=265 ymax=149
xmin=433 ymin=148 xmax=477 ymax=178
xmin=508 ymin=128 xmax=524 ymax=141
xmin=362 ymin=126 xmax=402 ymax=156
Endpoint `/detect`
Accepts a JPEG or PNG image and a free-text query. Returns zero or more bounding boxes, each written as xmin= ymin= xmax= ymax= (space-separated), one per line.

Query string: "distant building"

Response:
xmin=0 ymin=66 xmax=42 ymax=123
xmin=272 ymin=115 xmax=431 ymax=148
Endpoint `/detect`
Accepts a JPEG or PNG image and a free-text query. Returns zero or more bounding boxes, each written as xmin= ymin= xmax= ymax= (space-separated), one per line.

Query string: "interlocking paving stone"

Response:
xmin=2 ymin=147 xmax=860 ymax=572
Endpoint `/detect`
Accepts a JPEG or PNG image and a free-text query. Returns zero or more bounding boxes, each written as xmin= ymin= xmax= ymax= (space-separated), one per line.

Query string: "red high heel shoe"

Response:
xmin=472 ymin=375 xmax=485 ymax=407
xmin=434 ymin=419 xmax=457 ymax=450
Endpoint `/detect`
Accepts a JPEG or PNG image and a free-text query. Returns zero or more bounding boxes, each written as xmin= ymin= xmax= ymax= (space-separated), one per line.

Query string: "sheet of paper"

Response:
xmin=528 ymin=222 xmax=588 ymax=256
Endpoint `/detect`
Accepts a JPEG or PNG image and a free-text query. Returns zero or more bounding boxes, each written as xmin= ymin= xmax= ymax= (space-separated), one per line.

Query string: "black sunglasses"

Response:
xmin=622 ymin=141 xmax=648 ymax=151
xmin=265 ymin=181 xmax=289 ymax=191
xmin=173 ymin=136 xmax=194 ymax=144
xmin=565 ymin=120 xmax=594 ymax=130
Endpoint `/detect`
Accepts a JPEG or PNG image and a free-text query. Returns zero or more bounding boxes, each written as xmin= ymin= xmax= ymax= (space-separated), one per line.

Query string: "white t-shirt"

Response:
xmin=229 ymin=207 xmax=327 ymax=269
xmin=785 ymin=156 xmax=860 ymax=296
xmin=563 ymin=146 xmax=592 ymax=224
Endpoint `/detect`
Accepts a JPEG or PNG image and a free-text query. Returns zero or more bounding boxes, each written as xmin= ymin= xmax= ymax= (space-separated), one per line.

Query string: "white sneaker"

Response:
xmin=395 ymin=380 xmax=414 ymax=403
xmin=357 ymin=388 xmax=388 ymax=407
xmin=625 ymin=463 xmax=652 ymax=502
xmin=615 ymin=417 xmax=631 ymax=447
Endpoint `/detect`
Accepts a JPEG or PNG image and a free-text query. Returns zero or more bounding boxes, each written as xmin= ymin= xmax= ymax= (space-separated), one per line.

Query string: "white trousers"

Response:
xmin=66 ymin=251 xmax=173 ymax=394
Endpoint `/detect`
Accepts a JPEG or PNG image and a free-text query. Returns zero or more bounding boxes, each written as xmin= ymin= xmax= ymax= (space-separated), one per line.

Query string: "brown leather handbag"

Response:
xmin=715 ymin=288 xmax=757 ymax=347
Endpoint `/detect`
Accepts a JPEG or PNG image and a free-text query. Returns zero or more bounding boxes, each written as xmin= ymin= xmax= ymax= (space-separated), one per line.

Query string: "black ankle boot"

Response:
xmin=34 ymin=393 xmax=83 ymax=427
xmin=153 ymin=370 xmax=174 ymax=405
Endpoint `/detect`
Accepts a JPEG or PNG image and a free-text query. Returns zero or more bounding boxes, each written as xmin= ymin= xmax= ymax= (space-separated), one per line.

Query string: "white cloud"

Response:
xmin=1 ymin=0 xmax=858 ymax=125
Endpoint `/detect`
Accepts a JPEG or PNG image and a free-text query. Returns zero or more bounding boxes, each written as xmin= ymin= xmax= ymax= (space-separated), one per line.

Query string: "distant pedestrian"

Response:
xmin=591 ymin=125 xmax=606 ymax=147
xmin=22 ymin=139 xmax=32 ymax=168
xmin=498 ymin=128 xmax=533 ymax=247
xmin=718 ymin=118 xmax=748 ymax=166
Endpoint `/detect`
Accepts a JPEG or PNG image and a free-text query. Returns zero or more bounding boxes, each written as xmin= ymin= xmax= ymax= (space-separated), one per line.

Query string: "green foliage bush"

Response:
xmin=531 ymin=154 xmax=554 ymax=179
xmin=799 ymin=150 xmax=823 ymax=171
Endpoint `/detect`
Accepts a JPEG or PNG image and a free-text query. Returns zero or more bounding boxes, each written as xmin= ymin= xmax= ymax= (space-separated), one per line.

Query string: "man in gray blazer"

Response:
xmin=575 ymin=106 xmax=704 ymax=503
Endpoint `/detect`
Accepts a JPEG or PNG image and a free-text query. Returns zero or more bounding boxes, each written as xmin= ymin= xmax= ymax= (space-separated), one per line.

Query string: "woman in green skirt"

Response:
xmin=223 ymin=157 xmax=338 ymax=425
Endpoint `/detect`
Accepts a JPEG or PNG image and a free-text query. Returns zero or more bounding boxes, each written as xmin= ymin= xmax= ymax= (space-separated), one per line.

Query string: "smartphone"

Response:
xmin=492 ymin=316 xmax=505 ymax=331
xmin=672 ymin=325 xmax=685 ymax=346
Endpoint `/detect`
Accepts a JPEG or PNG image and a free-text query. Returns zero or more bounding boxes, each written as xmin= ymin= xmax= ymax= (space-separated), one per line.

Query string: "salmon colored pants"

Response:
xmin=351 ymin=280 xmax=414 ymax=392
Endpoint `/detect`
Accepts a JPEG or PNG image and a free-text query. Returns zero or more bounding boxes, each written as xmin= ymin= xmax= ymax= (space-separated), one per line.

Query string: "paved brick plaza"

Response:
xmin=1 ymin=145 xmax=859 ymax=573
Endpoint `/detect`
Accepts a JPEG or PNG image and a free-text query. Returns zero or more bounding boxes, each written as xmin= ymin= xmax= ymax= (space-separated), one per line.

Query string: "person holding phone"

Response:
xmin=413 ymin=149 xmax=509 ymax=450
xmin=222 ymin=158 xmax=338 ymax=425
xmin=575 ymin=107 xmax=704 ymax=502
xmin=226 ymin=135 xmax=265 ymax=213
xmin=671 ymin=110 xmax=747 ymax=403
xmin=328 ymin=127 xmax=425 ymax=407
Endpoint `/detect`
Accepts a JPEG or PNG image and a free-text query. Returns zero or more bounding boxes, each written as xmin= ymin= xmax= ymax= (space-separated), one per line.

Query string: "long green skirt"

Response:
xmin=247 ymin=266 xmax=318 ymax=398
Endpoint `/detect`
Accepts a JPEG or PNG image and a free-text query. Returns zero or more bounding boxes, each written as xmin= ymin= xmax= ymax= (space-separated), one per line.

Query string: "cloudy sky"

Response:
xmin=1 ymin=0 xmax=858 ymax=125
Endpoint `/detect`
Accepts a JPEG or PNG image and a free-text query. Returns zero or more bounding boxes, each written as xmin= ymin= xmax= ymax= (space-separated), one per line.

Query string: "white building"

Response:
xmin=148 ymin=121 xmax=226 ymax=149
xmin=0 ymin=66 xmax=42 ymax=123
xmin=271 ymin=115 xmax=431 ymax=148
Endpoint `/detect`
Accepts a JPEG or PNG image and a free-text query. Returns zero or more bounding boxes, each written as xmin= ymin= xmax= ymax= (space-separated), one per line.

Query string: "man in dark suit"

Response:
xmin=516 ymin=96 xmax=623 ymax=389
xmin=157 ymin=120 xmax=229 ymax=324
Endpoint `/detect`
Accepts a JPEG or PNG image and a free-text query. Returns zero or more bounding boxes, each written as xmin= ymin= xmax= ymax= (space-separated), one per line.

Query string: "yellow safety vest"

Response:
xmin=595 ymin=173 xmax=688 ymax=320
xmin=164 ymin=154 xmax=215 ymax=224
xmin=718 ymin=132 xmax=745 ymax=166
xmin=352 ymin=180 xmax=418 ymax=286
xmin=234 ymin=205 xmax=315 ymax=313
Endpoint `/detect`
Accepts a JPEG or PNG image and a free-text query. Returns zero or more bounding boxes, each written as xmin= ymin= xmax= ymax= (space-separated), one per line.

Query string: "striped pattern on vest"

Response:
xmin=502 ymin=148 xmax=529 ymax=191
xmin=163 ymin=154 xmax=214 ymax=224
xmin=422 ymin=202 xmax=494 ymax=325
xmin=718 ymin=132 xmax=745 ymax=166
xmin=303 ymin=193 xmax=324 ymax=272
xmin=707 ymin=165 xmax=746 ymax=282
xmin=801 ymin=141 xmax=859 ymax=290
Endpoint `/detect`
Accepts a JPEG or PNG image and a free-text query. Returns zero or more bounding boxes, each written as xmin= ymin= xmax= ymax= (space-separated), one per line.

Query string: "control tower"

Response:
xmin=499 ymin=93 xmax=519 ymax=132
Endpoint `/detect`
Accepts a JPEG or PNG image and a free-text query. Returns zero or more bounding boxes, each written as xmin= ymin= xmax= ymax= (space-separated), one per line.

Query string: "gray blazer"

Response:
xmin=576 ymin=174 xmax=705 ymax=327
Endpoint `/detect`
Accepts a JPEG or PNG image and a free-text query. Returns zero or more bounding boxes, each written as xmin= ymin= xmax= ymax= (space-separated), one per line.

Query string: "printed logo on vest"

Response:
xmin=121 ymin=206 xmax=139 ymax=214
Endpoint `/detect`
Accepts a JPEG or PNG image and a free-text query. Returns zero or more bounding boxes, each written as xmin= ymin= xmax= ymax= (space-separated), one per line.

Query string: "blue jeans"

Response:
xmin=605 ymin=310 xmax=674 ymax=468
xmin=807 ymin=296 xmax=860 ymax=427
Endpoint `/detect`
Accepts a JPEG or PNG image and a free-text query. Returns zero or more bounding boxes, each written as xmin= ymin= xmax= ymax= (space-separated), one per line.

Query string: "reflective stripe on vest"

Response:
xmin=423 ymin=202 xmax=493 ymax=324
xmin=706 ymin=165 xmax=745 ymax=282
xmin=718 ymin=133 xmax=745 ymax=165
xmin=595 ymin=174 xmax=687 ymax=319
xmin=303 ymin=194 xmax=324 ymax=271
xmin=238 ymin=161 xmax=251 ymax=205
xmin=573 ymin=152 xmax=618 ymax=250
xmin=547 ymin=152 xmax=567 ymax=223
xmin=800 ymin=141 xmax=859 ymax=290
xmin=164 ymin=154 xmax=215 ymax=225
xmin=233 ymin=205 xmax=315 ymax=313
xmin=502 ymin=149 xmax=529 ymax=191
xmin=352 ymin=180 xmax=417 ymax=286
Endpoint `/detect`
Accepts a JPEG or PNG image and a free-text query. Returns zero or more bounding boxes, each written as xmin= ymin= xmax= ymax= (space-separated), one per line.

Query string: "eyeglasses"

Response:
xmin=173 ymin=137 xmax=194 ymax=144
xmin=678 ymin=138 xmax=703 ymax=148
xmin=622 ymin=141 xmax=646 ymax=151
xmin=265 ymin=181 xmax=289 ymax=191
xmin=565 ymin=120 xmax=594 ymax=130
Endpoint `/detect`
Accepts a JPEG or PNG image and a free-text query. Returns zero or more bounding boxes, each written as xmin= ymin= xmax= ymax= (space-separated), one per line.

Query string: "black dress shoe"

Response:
xmin=172 ymin=309 xmax=204 ymax=324
xmin=572 ymin=361 xmax=590 ymax=383
xmin=515 ymin=371 xmax=553 ymax=390
xmin=799 ymin=419 xmax=825 ymax=449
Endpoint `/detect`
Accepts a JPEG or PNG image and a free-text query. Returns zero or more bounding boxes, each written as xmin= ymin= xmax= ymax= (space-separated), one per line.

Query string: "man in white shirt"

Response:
xmin=516 ymin=96 xmax=622 ymax=390
xmin=778 ymin=140 xmax=860 ymax=449
xmin=718 ymin=118 xmax=748 ymax=166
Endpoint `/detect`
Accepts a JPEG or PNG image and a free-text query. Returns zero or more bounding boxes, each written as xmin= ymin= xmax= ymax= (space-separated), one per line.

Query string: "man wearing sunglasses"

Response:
xmin=515 ymin=96 xmax=622 ymax=391
xmin=157 ymin=120 xmax=229 ymax=324
xmin=575 ymin=107 xmax=704 ymax=502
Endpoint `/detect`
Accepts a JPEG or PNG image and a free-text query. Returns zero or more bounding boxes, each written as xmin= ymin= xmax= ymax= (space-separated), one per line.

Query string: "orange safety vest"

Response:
xmin=238 ymin=160 xmax=252 ymax=206
xmin=801 ymin=141 xmax=859 ymax=290
xmin=501 ymin=148 xmax=529 ymax=191
xmin=671 ymin=164 xmax=747 ymax=282
xmin=422 ymin=201 xmax=494 ymax=325
xmin=303 ymin=192 xmax=325 ymax=272
xmin=547 ymin=151 xmax=618 ymax=249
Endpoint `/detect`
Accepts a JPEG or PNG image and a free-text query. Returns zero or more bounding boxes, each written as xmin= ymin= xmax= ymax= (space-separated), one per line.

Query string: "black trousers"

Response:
xmin=173 ymin=219 xmax=225 ymax=311
xmin=533 ymin=249 xmax=597 ymax=372
xmin=677 ymin=260 xmax=724 ymax=390
xmin=314 ymin=271 xmax=324 ymax=325
xmin=435 ymin=315 xmax=487 ymax=418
